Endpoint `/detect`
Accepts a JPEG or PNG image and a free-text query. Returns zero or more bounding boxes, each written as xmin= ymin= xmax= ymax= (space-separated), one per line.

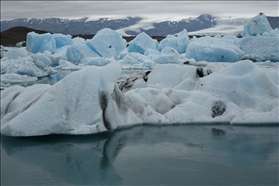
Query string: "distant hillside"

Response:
xmin=0 ymin=26 xmax=49 ymax=46
xmin=0 ymin=15 xmax=216 ymax=36
xmin=267 ymin=16 xmax=279 ymax=29
xmin=0 ymin=17 xmax=142 ymax=35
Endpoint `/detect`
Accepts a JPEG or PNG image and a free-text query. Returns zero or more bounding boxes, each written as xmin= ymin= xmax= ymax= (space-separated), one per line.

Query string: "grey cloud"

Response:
xmin=1 ymin=1 xmax=278 ymax=21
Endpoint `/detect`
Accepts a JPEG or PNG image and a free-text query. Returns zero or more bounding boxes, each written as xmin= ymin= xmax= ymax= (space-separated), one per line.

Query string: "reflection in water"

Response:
xmin=1 ymin=125 xmax=279 ymax=185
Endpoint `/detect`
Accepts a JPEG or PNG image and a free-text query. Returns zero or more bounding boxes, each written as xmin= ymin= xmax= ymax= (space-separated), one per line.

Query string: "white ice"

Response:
xmin=1 ymin=14 xmax=279 ymax=136
xmin=1 ymin=60 xmax=278 ymax=136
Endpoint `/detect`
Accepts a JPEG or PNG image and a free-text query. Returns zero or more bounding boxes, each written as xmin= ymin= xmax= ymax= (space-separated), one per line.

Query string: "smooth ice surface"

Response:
xmin=186 ymin=35 xmax=244 ymax=62
xmin=128 ymin=32 xmax=159 ymax=54
xmin=53 ymin=33 xmax=73 ymax=48
xmin=66 ymin=44 xmax=99 ymax=65
xmin=159 ymin=29 xmax=189 ymax=54
xmin=85 ymin=28 xmax=126 ymax=60
xmin=26 ymin=32 xmax=56 ymax=54
xmin=1 ymin=62 xmax=123 ymax=136
xmin=2 ymin=48 xmax=28 ymax=60
xmin=237 ymin=30 xmax=279 ymax=62
xmin=241 ymin=13 xmax=273 ymax=37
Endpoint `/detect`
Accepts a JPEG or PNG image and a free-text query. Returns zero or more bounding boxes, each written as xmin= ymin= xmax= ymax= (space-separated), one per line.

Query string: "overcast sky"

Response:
xmin=1 ymin=1 xmax=278 ymax=21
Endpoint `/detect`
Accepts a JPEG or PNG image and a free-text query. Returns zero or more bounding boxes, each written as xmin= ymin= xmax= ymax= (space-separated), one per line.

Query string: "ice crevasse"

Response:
xmin=1 ymin=60 xmax=278 ymax=137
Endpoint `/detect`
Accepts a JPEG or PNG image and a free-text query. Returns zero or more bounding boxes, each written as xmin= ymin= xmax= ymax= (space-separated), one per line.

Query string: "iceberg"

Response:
xmin=1 ymin=60 xmax=278 ymax=137
xmin=1 ymin=73 xmax=38 ymax=84
xmin=85 ymin=28 xmax=127 ymax=60
xmin=2 ymin=48 xmax=29 ymax=60
xmin=26 ymin=32 xmax=56 ymax=54
xmin=81 ymin=57 xmax=110 ymax=66
xmin=1 ymin=56 xmax=56 ymax=77
xmin=241 ymin=13 xmax=273 ymax=37
xmin=128 ymin=32 xmax=159 ymax=54
xmin=66 ymin=44 xmax=99 ymax=65
xmin=1 ymin=62 xmax=124 ymax=136
xmin=53 ymin=33 xmax=74 ymax=48
xmin=152 ymin=47 xmax=180 ymax=64
xmin=159 ymin=29 xmax=190 ymax=54
xmin=186 ymin=35 xmax=244 ymax=62
xmin=237 ymin=29 xmax=279 ymax=62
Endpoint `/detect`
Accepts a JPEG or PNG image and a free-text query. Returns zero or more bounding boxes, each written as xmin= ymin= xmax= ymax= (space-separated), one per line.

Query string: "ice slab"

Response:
xmin=241 ymin=13 xmax=273 ymax=37
xmin=85 ymin=28 xmax=126 ymax=60
xmin=26 ymin=32 xmax=56 ymax=54
xmin=128 ymin=32 xmax=159 ymax=54
xmin=1 ymin=60 xmax=278 ymax=137
xmin=159 ymin=29 xmax=190 ymax=54
xmin=186 ymin=35 xmax=244 ymax=62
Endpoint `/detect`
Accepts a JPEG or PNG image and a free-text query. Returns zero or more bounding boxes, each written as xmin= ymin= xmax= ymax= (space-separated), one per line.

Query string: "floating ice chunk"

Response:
xmin=153 ymin=47 xmax=179 ymax=64
xmin=199 ymin=60 xmax=279 ymax=109
xmin=119 ymin=52 xmax=147 ymax=68
xmin=237 ymin=34 xmax=279 ymax=62
xmin=32 ymin=53 xmax=52 ymax=69
xmin=144 ymin=48 xmax=161 ymax=56
xmin=55 ymin=59 xmax=83 ymax=70
xmin=1 ymin=56 xmax=56 ymax=77
xmin=72 ymin=36 xmax=85 ymax=45
xmin=1 ymin=62 xmax=124 ymax=136
xmin=53 ymin=33 xmax=73 ymax=48
xmin=118 ymin=48 xmax=129 ymax=60
xmin=3 ymin=48 xmax=28 ymax=59
xmin=81 ymin=57 xmax=110 ymax=66
xmin=159 ymin=29 xmax=189 ymax=54
xmin=147 ymin=64 xmax=198 ymax=89
xmin=66 ymin=44 xmax=99 ymax=65
xmin=128 ymin=32 xmax=159 ymax=54
xmin=231 ymin=107 xmax=279 ymax=124
xmin=186 ymin=36 xmax=244 ymax=62
xmin=1 ymin=73 xmax=38 ymax=84
xmin=26 ymin=32 xmax=56 ymax=54
xmin=85 ymin=28 xmax=126 ymax=60
xmin=241 ymin=13 xmax=273 ymax=37
xmin=133 ymin=88 xmax=174 ymax=114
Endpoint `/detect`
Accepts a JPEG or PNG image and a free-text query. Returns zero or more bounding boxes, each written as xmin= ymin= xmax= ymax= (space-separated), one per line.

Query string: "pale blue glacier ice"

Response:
xmin=241 ymin=13 xmax=273 ymax=37
xmin=159 ymin=29 xmax=190 ymax=54
xmin=237 ymin=29 xmax=279 ymax=62
xmin=2 ymin=48 xmax=28 ymax=60
xmin=128 ymin=32 xmax=159 ymax=54
xmin=1 ymin=14 xmax=279 ymax=136
xmin=26 ymin=32 xmax=56 ymax=54
xmin=53 ymin=33 xmax=74 ymax=48
xmin=85 ymin=28 xmax=126 ymax=60
xmin=1 ymin=55 xmax=56 ymax=77
xmin=66 ymin=44 xmax=99 ymax=65
xmin=152 ymin=47 xmax=180 ymax=64
xmin=81 ymin=57 xmax=111 ymax=66
xmin=186 ymin=35 xmax=244 ymax=62
xmin=1 ymin=73 xmax=38 ymax=84
xmin=1 ymin=60 xmax=278 ymax=136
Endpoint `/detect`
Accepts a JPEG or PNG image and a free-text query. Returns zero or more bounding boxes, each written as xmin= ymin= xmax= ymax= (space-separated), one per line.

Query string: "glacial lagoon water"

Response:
xmin=1 ymin=125 xmax=278 ymax=185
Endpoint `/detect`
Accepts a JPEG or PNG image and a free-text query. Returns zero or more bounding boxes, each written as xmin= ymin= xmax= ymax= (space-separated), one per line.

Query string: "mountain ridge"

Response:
xmin=1 ymin=14 xmax=278 ymax=36
xmin=1 ymin=14 xmax=219 ymax=36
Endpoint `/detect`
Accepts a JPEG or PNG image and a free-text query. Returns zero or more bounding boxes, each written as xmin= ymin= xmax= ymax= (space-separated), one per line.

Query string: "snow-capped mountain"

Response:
xmin=0 ymin=17 xmax=142 ymax=35
xmin=1 ymin=14 xmax=278 ymax=36
xmin=1 ymin=14 xmax=216 ymax=36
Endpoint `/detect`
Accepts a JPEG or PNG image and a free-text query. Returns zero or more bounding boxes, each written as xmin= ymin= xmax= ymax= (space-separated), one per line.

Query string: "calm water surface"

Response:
xmin=1 ymin=125 xmax=278 ymax=185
